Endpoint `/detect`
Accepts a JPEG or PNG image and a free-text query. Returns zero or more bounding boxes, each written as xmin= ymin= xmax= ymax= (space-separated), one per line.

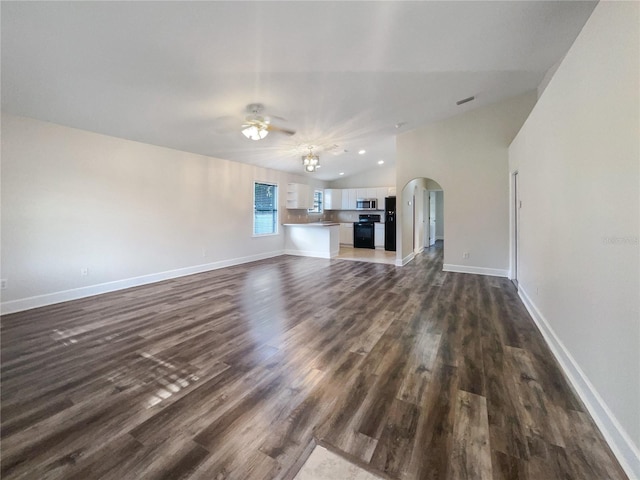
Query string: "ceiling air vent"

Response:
xmin=456 ymin=96 xmax=475 ymax=106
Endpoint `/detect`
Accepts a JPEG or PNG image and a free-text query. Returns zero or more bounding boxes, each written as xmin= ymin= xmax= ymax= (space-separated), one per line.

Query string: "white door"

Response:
xmin=429 ymin=191 xmax=436 ymax=246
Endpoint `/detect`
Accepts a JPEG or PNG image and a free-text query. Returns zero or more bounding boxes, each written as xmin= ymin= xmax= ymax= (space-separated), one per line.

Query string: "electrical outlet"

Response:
xmin=202 ymin=248 xmax=207 ymax=257
xmin=80 ymin=267 xmax=89 ymax=276
xmin=1 ymin=279 xmax=7 ymax=290
xmin=463 ymin=252 xmax=470 ymax=259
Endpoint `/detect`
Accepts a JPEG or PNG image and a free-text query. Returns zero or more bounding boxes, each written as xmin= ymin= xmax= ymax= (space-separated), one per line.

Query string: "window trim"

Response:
xmin=308 ymin=189 xmax=324 ymax=214
xmin=253 ymin=181 xmax=279 ymax=237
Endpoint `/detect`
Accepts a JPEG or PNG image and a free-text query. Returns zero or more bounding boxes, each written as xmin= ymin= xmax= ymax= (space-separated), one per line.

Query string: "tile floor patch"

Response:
xmin=294 ymin=445 xmax=384 ymax=480
xmin=335 ymin=246 xmax=396 ymax=265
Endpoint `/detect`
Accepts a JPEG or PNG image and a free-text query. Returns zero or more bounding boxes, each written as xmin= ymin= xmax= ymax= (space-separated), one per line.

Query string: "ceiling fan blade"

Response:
xmin=265 ymin=114 xmax=288 ymax=123
xmin=266 ymin=124 xmax=296 ymax=136
xmin=213 ymin=115 xmax=243 ymax=134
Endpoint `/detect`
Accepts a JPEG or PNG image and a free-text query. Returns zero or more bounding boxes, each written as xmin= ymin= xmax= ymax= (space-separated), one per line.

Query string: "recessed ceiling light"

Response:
xmin=378 ymin=160 xmax=384 ymax=165
xmin=395 ymin=122 xmax=407 ymax=129
xmin=358 ymin=149 xmax=366 ymax=155
xmin=339 ymin=172 xmax=345 ymax=176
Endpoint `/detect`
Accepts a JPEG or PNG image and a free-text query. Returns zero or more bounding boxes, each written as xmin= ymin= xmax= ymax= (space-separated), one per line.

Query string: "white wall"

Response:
xmin=328 ymin=165 xmax=395 ymax=189
xmin=396 ymin=92 xmax=537 ymax=276
xmin=509 ymin=2 xmax=639 ymax=476
xmin=0 ymin=114 xmax=326 ymax=313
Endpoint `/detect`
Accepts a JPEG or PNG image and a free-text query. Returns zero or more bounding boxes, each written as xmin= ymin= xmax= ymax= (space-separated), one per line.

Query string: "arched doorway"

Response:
xmin=396 ymin=177 xmax=444 ymax=266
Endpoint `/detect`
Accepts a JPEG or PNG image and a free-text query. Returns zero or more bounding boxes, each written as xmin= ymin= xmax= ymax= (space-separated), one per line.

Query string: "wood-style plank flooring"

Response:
xmin=0 ymin=243 xmax=627 ymax=479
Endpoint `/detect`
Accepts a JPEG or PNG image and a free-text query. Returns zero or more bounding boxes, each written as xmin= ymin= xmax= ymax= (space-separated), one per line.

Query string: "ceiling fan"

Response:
xmin=241 ymin=103 xmax=296 ymax=141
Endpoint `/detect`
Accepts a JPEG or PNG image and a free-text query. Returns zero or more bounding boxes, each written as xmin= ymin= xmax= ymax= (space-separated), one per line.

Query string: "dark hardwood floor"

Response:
xmin=0 ymin=243 xmax=627 ymax=479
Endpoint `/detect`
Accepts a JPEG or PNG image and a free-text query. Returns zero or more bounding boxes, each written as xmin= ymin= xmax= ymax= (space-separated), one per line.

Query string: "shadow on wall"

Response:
xmin=397 ymin=177 xmax=443 ymax=265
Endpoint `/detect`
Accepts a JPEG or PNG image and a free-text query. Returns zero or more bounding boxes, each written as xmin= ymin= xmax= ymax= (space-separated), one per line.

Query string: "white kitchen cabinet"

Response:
xmin=284 ymin=223 xmax=340 ymax=258
xmin=324 ymin=189 xmax=342 ymax=210
xmin=340 ymin=223 xmax=354 ymax=245
xmin=341 ymin=191 xmax=349 ymax=210
xmin=376 ymin=187 xmax=387 ymax=209
xmin=375 ymin=223 xmax=385 ymax=248
xmin=335 ymin=187 xmax=394 ymax=210
xmin=374 ymin=187 xmax=396 ymax=210
xmin=349 ymin=189 xmax=358 ymax=209
xmin=342 ymin=189 xmax=357 ymax=210
xmin=286 ymin=183 xmax=312 ymax=209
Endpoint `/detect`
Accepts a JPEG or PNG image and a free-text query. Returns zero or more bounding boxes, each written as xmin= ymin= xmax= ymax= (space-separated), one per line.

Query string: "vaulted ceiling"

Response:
xmin=1 ymin=1 xmax=597 ymax=180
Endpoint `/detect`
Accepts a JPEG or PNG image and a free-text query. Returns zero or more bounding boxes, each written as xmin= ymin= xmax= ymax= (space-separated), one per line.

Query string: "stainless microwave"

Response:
xmin=356 ymin=198 xmax=377 ymax=210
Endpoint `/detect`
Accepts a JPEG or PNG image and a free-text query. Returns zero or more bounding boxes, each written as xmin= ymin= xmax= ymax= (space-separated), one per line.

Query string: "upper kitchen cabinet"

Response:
xmin=341 ymin=189 xmax=357 ymax=210
xmin=376 ymin=187 xmax=396 ymax=206
xmin=324 ymin=189 xmax=343 ymax=210
xmin=327 ymin=186 xmax=394 ymax=210
xmin=286 ymin=183 xmax=313 ymax=209
xmin=355 ymin=188 xmax=378 ymax=200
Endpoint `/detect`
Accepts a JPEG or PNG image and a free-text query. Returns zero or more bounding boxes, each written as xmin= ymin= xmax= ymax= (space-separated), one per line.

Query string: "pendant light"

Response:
xmin=302 ymin=146 xmax=320 ymax=173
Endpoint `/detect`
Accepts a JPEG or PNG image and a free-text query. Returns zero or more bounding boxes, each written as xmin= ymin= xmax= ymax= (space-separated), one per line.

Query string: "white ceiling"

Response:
xmin=1 ymin=1 xmax=597 ymax=181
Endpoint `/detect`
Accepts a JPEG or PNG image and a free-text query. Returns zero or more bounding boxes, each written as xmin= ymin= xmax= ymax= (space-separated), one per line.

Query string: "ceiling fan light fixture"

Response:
xmin=241 ymin=124 xmax=268 ymax=141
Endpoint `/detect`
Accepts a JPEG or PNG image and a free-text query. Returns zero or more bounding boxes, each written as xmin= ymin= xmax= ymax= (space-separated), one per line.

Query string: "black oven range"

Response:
xmin=353 ymin=214 xmax=381 ymax=249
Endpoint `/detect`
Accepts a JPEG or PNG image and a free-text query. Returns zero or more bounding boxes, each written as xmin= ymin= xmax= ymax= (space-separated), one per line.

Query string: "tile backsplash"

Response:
xmin=282 ymin=210 xmax=384 ymax=224
xmin=282 ymin=209 xmax=328 ymax=224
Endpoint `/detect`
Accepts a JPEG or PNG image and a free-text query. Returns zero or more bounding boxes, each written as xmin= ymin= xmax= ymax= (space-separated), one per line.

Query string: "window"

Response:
xmin=308 ymin=190 xmax=323 ymax=214
xmin=253 ymin=182 xmax=278 ymax=235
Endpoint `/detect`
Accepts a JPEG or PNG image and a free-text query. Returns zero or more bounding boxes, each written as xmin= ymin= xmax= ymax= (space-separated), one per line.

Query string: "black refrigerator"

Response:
xmin=384 ymin=196 xmax=396 ymax=251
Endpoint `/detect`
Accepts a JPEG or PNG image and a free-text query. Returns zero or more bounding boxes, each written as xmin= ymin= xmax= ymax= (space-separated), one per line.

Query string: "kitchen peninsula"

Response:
xmin=283 ymin=222 xmax=340 ymax=259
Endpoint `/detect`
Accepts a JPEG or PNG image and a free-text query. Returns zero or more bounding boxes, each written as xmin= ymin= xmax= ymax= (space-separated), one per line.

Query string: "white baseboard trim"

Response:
xmin=396 ymin=252 xmax=415 ymax=267
xmin=442 ymin=264 xmax=508 ymax=277
xmin=284 ymin=249 xmax=335 ymax=259
xmin=436 ymin=236 xmax=444 ymax=241
xmin=0 ymin=250 xmax=284 ymax=315
xmin=415 ymin=246 xmax=425 ymax=254
xmin=519 ymin=286 xmax=640 ymax=480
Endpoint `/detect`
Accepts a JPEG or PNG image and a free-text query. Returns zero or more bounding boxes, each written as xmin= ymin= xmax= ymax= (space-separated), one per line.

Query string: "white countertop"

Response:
xmin=283 ymin=222 xmax=340 ymax=227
